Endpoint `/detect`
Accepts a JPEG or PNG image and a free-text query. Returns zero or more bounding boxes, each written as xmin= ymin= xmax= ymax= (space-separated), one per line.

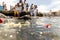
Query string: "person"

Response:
xmin=14 ymin=3 xmax=22 ymax=17
xmin=19 ymin=0 xmax=23 ymax=17
xmin=19 ymin=0 xmax=23 ymax=9
xmin=23 ymin=0 xmax=27 ymax=12
xmin=49 ymin=10 xmax=52 ymax=16
xmin=29 ymin=4 xmax=34 ymax=16
xmin=19 ymin=4 xmax=26 ymax=17
xmin=33 ymin=5 xmax=38 ymax=17
xmin=2 ymin=2 xmax=7 ymax=11
xmin=44 ymin=23 xmax=51 ymax=28
xmin=26 ymin=3 xmax=29 ymax=11
xmin=14 ymin=9 xmax=18 ymax=17
xmin=14 ymin=5 xmax=19 ymax=17
xmin=2 ymin=2 xmax=5 ymax=11
xmin=0 ymin=18 xmax=3 ymax=23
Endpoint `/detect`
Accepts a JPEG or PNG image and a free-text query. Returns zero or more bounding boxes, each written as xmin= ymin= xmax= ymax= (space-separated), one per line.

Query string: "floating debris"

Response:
xmin=5 ymin=34 xmax=7 ymax=36
xmin=10 ymin=35 xmax=13 ymax=38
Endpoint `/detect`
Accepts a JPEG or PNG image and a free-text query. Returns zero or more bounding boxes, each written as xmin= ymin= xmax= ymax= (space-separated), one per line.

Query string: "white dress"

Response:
xmin=33 ymin=8 xmax=38 ymax=16
xmin=30 ymin=9 xmax=34 ymax=16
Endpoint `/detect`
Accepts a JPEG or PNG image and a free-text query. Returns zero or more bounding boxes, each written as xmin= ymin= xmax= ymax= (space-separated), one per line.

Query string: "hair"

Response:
xmin=19 ymin=0 xmax=22 ymax=3
xmin=24 ymin=0 xmax=26 ymax=2
xmin=34 ymin=5 xmax=37 ymax=8
xmin=30 ymin=4 xmax=33 ymax=9
xmin=17 ymin=3 xmax=20 ymax=7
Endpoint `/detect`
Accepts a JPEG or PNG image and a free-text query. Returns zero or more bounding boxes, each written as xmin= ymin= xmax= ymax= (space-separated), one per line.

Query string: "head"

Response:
xmin=15 ymin=5 xmax=17 ymax=8
xmin=25 ymin=0 xmax=26 ymax=1
xmin=24 ymin=0 xmax=26 ymax=3
xmin=19 ymin=0 xmax=22 ymax=3
xmin=2 ymin=2 xmax=4 ymax=5
xmin=34 ymin=5 xmax=37 ymax=9
xmin=31 ymin=4 xmax=33 ymax=6
xmin=30 ymin=4 xmax=33 ymax=9
xmin=17 ymin=3 xmax=20 ymax=7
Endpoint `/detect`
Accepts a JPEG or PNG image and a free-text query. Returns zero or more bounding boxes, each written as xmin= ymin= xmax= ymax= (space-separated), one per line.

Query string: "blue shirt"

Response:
xmin=0 ymin=6 xmax=3 ymax=10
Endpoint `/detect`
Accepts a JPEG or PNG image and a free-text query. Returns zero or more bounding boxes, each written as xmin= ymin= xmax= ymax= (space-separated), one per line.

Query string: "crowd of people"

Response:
xmin=13 ymin=0 xmax=38 ymax=17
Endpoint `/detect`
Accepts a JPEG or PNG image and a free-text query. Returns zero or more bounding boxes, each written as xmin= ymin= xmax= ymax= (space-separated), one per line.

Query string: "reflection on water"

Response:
xmin=0 ymin=17 xmax=60 ymax=40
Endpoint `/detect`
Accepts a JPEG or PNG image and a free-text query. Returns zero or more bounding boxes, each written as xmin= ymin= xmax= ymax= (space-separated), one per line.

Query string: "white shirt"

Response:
xmin=18 ymin=7 xmax=22 ymax=12
xmin=30 ymin=9 xmax=34 ymax=13
xmin=15 ymin=7 xmax=22 ymax=12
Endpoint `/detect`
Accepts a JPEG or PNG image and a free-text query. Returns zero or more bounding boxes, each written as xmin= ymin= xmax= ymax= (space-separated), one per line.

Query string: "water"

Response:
xmin=0 ymin=17 xmax=60 ymax=40
xmin=30 ymin=17 xmax=60 ymax=40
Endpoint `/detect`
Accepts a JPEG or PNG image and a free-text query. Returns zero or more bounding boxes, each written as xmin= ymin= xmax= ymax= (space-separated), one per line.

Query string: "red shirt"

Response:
xmin=0 ymin=18 xmax=3 ymax=23
xmin=45 ymin=24 xmax=51 ymax=28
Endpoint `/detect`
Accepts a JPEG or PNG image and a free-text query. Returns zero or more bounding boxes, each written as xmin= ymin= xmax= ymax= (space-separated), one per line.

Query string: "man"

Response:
xmin=14 ymin=5 xmax=19 ymax=17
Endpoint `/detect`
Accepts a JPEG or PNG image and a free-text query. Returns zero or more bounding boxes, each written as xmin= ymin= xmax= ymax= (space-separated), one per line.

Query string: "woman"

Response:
xmin=33 ymin=5 xmax=38 ymax=17
xmin=23 ymin=0 xmax=27 ymax=12
xmin=29 ymin=4 xmax=34 ymax=16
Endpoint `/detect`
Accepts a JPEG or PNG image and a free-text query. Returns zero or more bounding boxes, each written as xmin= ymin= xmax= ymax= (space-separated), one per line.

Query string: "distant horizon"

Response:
xmin=0 ymin=0 xmax=60 ymax=13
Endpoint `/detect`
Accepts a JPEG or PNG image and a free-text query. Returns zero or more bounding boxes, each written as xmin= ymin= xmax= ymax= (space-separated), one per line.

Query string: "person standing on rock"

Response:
xmin=33 ymin=5 xmax=38 ymax=17
xmin=29 ymin=4 xmax=34 ymax=16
